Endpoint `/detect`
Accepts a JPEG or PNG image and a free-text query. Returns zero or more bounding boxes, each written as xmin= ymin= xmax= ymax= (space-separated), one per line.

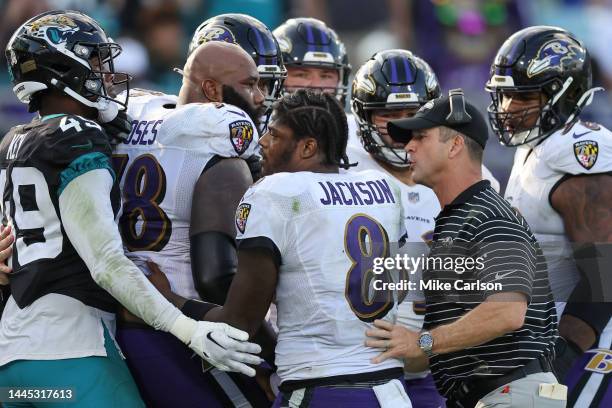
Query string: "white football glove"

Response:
xmin=170 ymin=315 xmax=263 ymax=377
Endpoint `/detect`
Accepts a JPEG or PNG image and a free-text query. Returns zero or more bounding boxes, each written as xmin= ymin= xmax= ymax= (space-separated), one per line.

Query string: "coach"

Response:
xmin=366 ymin=90 xmax=565 ymax=407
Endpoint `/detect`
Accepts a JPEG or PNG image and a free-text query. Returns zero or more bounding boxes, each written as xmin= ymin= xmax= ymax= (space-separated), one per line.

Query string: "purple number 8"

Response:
xmin=344 ymin=213 xmax=394 ymax=322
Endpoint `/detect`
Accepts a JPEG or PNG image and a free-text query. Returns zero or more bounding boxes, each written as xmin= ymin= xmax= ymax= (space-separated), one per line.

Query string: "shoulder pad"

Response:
xmin=39 ymin=115 xmax=111 ymax=167
xmin=243 ymin=172 xmax=322 ymax=204
xmin=45 ymin=114 xmax=104 ymax=137
xmin=127 ymin=91 xmax=177 ymax=117
xmin=130 ymin=88 xmax=168 ymax=97
xmin=541 ymin=122 xmax=612 ymax=174
xmin=163 ymin=102 xmax=259 ymax=157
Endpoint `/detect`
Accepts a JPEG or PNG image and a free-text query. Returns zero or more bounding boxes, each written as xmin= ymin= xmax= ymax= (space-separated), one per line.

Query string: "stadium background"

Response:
xmin=0 ymin=0 xmax=611 ymax=190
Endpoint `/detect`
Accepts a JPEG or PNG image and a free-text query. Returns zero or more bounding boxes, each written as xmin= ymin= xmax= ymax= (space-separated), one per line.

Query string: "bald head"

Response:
xmin=178 ymin=41 xmax=260 ymax=105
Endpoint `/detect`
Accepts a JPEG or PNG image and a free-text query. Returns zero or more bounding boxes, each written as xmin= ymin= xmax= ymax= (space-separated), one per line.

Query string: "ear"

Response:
xmin=202 ymin=79 xmax=222 ymax=102
xmin=299 ymin=137 xmax=319 ymax=160
xmin=447 ymin=134 xmax=465 ymax=159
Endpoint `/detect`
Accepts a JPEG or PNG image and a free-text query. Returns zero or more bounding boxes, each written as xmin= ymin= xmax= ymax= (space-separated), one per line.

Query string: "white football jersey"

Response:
xmin=115 ymin=92 xmax=259 ymax=299
xmin=236 ymin=170 xmax=405 ymax=381
xmin=345 ymin=143 xmax=438 ymax=381
xmin=505 ymin=121 xmax=612 ymax=314
xmin=346 ymin=113 xmax=360 ymax=149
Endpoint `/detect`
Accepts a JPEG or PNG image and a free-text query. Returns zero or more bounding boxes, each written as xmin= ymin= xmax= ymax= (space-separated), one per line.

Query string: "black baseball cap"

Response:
xmin=387 ymin=89 xmax=489 ymax=149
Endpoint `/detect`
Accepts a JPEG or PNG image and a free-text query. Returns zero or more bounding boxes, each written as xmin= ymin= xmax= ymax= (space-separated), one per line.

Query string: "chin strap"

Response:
xmin=565 ymin=86 xmax=604 ymax=125
xmin=50 ymin=78 xmax=127 ymax=117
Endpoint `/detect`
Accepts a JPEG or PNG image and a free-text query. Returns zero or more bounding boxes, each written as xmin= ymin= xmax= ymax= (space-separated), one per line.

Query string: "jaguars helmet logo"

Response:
xmin=229 ymin=120 xmax=254 ymax=155
xmin=194 ymin=26 xmax=236 ymax=48
xmin=235 ymin=203 xmax=251 ymax=234
xmin=574 ymin=140 xmax=599 ymax=170
xmin=26 ymin=15 xmax=79 ymax=45
xmin=28 ymin=15 xmax=77 ymax=32
xmin=527 ymin=39 xmax=582 ymax=78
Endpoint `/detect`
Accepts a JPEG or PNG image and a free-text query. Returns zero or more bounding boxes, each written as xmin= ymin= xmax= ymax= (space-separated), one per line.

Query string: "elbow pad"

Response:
xmin=190 ymin=231 xmax=237 ymax=304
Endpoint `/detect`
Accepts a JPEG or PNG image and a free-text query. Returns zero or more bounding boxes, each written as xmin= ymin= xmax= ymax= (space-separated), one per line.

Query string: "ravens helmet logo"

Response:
xmin=527 ymin=39 xmax=581 ymax=78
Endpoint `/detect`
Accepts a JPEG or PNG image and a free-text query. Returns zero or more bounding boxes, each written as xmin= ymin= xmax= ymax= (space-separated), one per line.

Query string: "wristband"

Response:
xmin=181 ymin=299 xmax=218 ymax=320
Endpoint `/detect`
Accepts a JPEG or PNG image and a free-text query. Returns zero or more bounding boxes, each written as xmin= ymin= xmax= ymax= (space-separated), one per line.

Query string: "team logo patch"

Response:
xmin=527 ymin=39 xmax=582 ymax=78
xmin=584 ymin=348 xmax=612 ymax=374
xmin=235 ymin=203 xmax=251 ymax=234
xmin=573 ymin=140 xmax=598 ymax=170
xmin=408 ymin=192 xmax=420 ymax=203
xmin=229 ymin=120 xmax=254 ymax=154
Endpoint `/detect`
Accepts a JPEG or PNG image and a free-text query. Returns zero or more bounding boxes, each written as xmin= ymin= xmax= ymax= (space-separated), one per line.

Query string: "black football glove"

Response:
xmin=102 ymin=109 xmax=132 ymax=145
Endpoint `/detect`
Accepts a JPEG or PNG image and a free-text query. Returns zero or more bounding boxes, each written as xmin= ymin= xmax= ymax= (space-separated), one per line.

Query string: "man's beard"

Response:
xmin=222 ymin=85 xmax=262 ymax=130
xmin=261 ymin=139 xmax=296 ymax=176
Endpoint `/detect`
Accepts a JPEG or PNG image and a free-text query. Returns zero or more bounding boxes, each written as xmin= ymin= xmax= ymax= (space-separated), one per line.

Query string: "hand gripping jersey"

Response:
xmin=504 ymin=121 xmax=612 ymax=312
xmin=0 ymin=114 xmax=118 ymax=311
xmin=236 ymin=170 xmax=406 ymax=381
xmin=115 ymin=92 xmax=259 ymax=299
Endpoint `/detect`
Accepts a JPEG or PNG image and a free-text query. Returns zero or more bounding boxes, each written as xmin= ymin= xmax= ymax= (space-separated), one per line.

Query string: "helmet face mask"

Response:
xmin=351 ymin=49 xmax=441 ymax=167
xmin=190 ymin=14 xmax=287 ymax=113
xmin=486 ymin=26 xmax=592 ymax=147
xmin=356 ymin=116 xmax=412 ymax=166
xmin=273 ymin=18 xmax=351 ymax=103
xmin=6 ymin=10 xmax=130 ymax=112
xmin=487 ymin=83 xmax=562 ymax=146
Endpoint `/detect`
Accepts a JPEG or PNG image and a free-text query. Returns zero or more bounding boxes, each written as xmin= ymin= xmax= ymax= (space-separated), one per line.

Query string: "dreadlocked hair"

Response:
xmin=272 ymin=89 xmax=355 ymax=169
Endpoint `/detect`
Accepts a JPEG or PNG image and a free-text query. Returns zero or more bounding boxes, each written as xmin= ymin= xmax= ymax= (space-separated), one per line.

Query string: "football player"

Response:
xmin=486 ymin=25 xmax=612 ymax=407
xmin=149 ymin=89 xmax=414 ymax=406
xmin=114 ymin=40 xmax=279 ymax=406
xmin=349 ymin=49 xmax=507 ymax=407
xmin=350 ymin=49 xmax=446 ymax=408
xmin=272 ymin=17 xmax=351 ymax=103
xmin=190 ymin=13 xmax=287 ymax=128
xmin=0 ymin=10 xmax=261 ymax=407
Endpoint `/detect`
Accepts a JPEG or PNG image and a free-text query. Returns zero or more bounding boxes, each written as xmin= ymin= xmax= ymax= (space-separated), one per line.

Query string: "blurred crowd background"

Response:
xmin=1 ymin=0 xmax=611 ymax=189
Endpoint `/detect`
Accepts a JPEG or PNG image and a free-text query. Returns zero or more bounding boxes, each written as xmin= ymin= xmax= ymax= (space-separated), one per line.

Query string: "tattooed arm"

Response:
xmin=551 ymin=174 xmax=612 ymax=243
xmin=550 ymin=174 xmax=612 ymax=351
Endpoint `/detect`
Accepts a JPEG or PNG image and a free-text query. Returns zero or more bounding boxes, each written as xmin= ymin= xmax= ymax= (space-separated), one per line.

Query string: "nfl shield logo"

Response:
xmin=235 ymin=203 xmax=251 ymax=234
xmin=229 ymin=120 xmax=254 ymax=155
xmin=574 ymin=140 xmax=598 ymax=170
xmin=408 ymin=192 xmax=420 ymax=203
